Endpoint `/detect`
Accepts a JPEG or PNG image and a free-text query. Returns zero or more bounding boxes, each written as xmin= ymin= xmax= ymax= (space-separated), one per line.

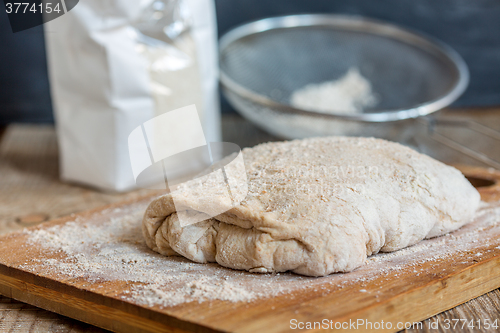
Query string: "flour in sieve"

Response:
xmin=290 ymin=68 xmax=378 ymax=114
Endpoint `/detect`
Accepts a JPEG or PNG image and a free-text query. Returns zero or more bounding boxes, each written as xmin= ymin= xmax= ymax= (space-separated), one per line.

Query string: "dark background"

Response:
xmin=1 ymin=0 xmax=500 ymax=124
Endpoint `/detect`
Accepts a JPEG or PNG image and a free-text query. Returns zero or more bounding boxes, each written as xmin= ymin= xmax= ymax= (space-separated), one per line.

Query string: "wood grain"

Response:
xmin=0 ymin=295 xmax=107 ymax=333
xmin=0 ymin=125 xmax=161 ymax=235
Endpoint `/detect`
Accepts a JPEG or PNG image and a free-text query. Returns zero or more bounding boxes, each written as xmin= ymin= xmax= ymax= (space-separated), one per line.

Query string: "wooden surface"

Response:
xmin=0 ymin=112 xmax=499 ymax=332
xmin=0 ymin=164 xmax=499 ymax=333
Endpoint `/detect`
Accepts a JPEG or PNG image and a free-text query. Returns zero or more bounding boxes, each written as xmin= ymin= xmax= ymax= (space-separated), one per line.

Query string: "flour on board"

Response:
xmin=21 ymin=200 xmax=500 ymax=308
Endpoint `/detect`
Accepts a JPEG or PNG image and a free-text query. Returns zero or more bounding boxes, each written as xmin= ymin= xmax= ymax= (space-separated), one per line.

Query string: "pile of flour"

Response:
xmin=290 ymin=68 xmax=378 ymax=114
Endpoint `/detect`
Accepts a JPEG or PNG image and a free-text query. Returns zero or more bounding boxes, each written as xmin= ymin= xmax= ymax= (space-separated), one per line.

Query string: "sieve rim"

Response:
xmin=219 ymin=14 xmax=469 ymax=122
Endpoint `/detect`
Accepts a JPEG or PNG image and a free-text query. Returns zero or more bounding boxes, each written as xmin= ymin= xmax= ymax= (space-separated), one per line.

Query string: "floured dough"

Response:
xmin=142 ymin=137 xmax=480 ymax=277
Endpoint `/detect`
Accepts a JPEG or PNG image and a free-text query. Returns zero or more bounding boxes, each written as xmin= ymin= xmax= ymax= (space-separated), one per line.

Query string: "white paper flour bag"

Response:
xmin=44 ymin=0 xmax=220 ymax=191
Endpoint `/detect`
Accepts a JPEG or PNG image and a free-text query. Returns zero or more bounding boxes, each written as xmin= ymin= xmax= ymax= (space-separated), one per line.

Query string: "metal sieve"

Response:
xmin=219 ymin=14 xmax=469 ymax=140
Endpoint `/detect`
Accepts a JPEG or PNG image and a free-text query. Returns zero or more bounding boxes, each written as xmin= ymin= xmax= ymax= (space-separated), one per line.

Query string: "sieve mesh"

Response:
xmin=219 ymin=16 xmax=500 ymax=169
xmin=219 ymin=15 xmax=468 ymax=139
xmin=221 ymin=26 xmax=457 ymax=112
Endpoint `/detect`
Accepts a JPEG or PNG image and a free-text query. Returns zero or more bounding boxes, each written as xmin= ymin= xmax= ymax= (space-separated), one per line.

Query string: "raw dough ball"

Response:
xmin=142 ymin=137 xmax=480 ymax=277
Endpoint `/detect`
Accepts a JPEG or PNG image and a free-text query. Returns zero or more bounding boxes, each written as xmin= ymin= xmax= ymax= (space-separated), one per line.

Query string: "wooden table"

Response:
xmin=0 ymin=112 xmax=499 ymax=332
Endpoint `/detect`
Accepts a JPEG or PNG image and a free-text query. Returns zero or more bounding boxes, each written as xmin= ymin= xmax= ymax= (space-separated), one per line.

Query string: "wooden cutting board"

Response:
xmin=0 ymin=165 xmax=499 ymax=333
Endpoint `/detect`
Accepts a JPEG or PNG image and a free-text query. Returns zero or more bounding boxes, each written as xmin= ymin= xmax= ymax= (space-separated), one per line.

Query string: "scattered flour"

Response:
xmin=290 ymin=68 xmax=378 ymax=114
xmin=20 ymin=200 xmax=500 ymax=308
xmin=23 ymin=205 xmax=301 ymax=307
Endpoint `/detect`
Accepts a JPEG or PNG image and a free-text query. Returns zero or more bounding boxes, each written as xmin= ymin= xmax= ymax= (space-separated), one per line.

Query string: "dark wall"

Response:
xmin=0 ymin=7 xmax=53 ymax=124
xmin=216 ymin=0 xmax=500 ymax=113
xmin=1 ymin=0 xmax=499 ymax=123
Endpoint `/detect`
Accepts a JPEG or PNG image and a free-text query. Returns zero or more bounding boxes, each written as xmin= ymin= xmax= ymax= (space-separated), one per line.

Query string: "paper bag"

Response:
xmin=44 ymin=0 xmax=220 ymax=191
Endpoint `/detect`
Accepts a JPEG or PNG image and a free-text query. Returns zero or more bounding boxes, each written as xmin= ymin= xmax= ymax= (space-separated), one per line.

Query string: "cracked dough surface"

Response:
xmin=142 ymin=137 xmax=480 ymax=276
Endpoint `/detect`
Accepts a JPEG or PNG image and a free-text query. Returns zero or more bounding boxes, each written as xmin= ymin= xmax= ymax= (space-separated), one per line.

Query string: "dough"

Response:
xmin=142 ymin=137 xmax=480 ymax=277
